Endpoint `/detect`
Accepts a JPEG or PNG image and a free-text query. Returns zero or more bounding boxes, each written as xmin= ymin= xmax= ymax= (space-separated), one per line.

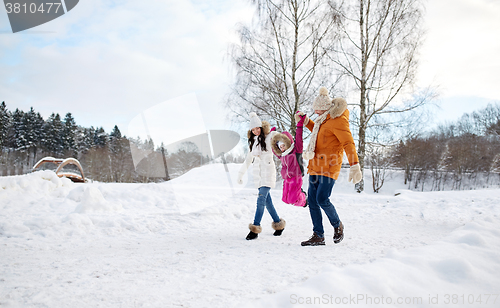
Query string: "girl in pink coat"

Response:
xmin=271 ymin=113 xmax=307 ymax=208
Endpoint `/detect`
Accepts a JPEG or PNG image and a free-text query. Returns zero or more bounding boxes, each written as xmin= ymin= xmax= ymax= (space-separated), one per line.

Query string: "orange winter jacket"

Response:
xmin=305 ymin=98 xmax=359 ymax=180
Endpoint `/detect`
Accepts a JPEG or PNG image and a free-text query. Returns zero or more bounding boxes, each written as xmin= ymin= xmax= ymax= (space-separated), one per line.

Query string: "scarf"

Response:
xmin=303 ymin=107 xmax=331 ymax=160
xmin=281 ymin=142 xmax=294 ymax=156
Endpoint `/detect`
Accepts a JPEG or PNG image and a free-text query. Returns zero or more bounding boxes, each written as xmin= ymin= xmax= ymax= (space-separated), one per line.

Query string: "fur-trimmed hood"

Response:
xmin=247 ymin=120 xmax=272 ymax=139
xmin=328 ymin=97 xmax=348 ymax=119
xmin=270 ymin=131 xmax=293 ymax=156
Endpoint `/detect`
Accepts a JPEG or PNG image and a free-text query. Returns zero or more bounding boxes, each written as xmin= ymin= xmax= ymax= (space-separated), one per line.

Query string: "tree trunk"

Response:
xmin=291 ymin=0 xmax=300 ymax=136
xmin=356 ymin=0 xmax=367 ymax=192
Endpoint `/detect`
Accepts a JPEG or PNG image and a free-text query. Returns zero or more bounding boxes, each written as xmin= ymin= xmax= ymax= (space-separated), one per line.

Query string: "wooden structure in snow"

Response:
xmin=33 ymin=157 xmax=86 ymax=183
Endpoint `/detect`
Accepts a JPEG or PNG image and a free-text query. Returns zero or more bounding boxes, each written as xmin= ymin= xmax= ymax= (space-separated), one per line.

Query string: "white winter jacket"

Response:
xmin=239 ymin=123 xmax=277 ymax=189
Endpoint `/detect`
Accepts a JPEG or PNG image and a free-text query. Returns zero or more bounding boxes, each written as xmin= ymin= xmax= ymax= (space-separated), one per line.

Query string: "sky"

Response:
xmin=1 ymin=0 xmax=499 ymax=144
xmin=0 ymin=0 xmax=255 ymax=143
xmin=417 ymin=0 xmax=500 ymax=122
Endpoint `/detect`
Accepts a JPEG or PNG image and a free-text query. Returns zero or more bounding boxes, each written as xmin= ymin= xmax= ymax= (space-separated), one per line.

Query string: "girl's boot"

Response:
xmin=246 ymin=224 xmax=262 ymax=240
xmin=272 ymin=219 xmax=286 ymax=236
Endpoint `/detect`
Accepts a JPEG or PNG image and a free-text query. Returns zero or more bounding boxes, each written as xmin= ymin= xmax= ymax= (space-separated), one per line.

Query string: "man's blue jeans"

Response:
xmin=253 ymin=186 xmax=280 ymax=225
xmin=307 ymin=175 xmax=340 ymax=237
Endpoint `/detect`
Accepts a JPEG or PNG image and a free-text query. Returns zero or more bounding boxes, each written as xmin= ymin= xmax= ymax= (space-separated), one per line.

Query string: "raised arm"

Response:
xmin=295 ymin=111 xmax=312 ymax=132
xmin=295 ymin=114 xmax=306 ymax=153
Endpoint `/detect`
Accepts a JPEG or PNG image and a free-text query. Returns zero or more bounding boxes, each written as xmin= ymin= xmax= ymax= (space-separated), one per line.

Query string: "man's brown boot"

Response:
xmin=333 ymin=221 xmax=344 ymax=244
xmin=301 ymin=232 xmax=325 ymax=246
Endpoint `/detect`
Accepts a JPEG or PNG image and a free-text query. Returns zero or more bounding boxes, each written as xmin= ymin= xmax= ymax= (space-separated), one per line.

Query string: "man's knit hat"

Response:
xmin=312 ymin=87 xmax=333 ymax=111
xmin=249 ymin=112 xmax=262 ymax=129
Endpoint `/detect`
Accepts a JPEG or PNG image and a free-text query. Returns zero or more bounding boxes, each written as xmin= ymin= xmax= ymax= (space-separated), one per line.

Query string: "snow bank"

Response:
xmin=0 ymin=170 xmax=73 ymax=195
xmin=0 ymin=165 xmax=247 ymax=240
xmin=0 ymin=171 xmax=124 ymax=238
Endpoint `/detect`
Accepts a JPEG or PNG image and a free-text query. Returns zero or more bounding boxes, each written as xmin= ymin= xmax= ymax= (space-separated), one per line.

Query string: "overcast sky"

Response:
xmin=1 ymin=0 xmax=499 ymax=142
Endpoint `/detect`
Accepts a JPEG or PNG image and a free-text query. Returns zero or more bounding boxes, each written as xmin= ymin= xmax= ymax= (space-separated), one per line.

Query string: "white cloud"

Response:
xmin=0 ymin=0 xmax=254 ymax=132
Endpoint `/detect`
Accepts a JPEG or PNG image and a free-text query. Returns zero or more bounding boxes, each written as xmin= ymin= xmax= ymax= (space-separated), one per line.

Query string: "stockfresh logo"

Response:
xmin=3 ymin=0 xmax=78 ymax=33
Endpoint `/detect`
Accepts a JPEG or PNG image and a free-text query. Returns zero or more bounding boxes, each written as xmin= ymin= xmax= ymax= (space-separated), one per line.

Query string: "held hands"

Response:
xmin=294 ymin=111 xmax=309 ymax=127
xmin=348 ymin=164 xmax=362 ymax=184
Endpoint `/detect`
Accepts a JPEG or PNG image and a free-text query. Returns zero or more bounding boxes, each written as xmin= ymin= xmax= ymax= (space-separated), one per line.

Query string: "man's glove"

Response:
xmin=348 ymin=164 xmax=362 ymax=184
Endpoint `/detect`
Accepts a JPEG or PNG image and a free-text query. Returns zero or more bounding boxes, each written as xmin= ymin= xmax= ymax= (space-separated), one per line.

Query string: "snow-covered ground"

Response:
xmin=1 ymin=164 xmax=499 ymax=307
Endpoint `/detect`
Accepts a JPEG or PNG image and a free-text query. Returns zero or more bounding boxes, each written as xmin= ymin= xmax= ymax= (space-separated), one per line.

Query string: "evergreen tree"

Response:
xmin=0 ymin=102 xmax=12 ymax=176
xmin=44 ymin=113 xmax=64 ymax=156
xmin=109 ymin=125 xmax=122 ymax=153
xmin=7 ymin=109 xmax=26 ymax=174
xmin=23 ymin=108 xmax=37 ymax=151
xmin=75 ymin=126 xmax=91 ymax=155
xmin=109 ymin=125 xmax=126 ymax=182
xmin=23 ymin=107 xmax=45 ymax=166
xmin=86 ymin=127 xmax=96 ymax=150
xmin=0 ymin=102 xmax=11 ymax=147
xmin=63 ymin=113 xmax=77 ymax=157
xmin=11 ymin=109 xmax=26 ymax=151
xmin=94 ymin=127 xmax=108 ymax=148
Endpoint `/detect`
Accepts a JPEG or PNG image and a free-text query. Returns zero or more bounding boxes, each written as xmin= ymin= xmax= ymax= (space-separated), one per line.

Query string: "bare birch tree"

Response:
xmin=366 ymin=144 xmax=391 ymax=193
xmin=226 ymin=0 xmax=341 ymax=134
xmin=329 ymin=0 xmax=431 ymax=191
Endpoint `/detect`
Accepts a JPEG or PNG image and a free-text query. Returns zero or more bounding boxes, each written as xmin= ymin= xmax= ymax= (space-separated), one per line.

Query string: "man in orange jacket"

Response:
xmin=296 ymin=87 xmax=362 ymax=246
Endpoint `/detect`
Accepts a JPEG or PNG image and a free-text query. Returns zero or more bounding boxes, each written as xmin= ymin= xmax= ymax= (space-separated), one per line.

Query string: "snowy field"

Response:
xmin=1 ymin=164 xmax=500 ymax=308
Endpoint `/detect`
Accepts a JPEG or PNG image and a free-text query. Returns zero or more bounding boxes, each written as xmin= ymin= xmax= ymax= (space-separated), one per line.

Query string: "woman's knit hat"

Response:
xmin=249 ymin=112 xmax=262 ymax=129
xmin=312 ymin=87 xmax=333 ymax=111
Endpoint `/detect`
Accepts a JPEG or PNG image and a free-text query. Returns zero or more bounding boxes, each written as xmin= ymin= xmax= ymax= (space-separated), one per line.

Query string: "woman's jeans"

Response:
xmin=307 ymin=175 xmax=340 ymax=237
xmin=253 ymin=186 xmax=280 ymax=226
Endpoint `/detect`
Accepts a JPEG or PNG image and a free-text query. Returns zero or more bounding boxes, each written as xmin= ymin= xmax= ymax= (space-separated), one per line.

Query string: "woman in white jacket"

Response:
xmin=238 ymin=112 xmax=286 ymax=240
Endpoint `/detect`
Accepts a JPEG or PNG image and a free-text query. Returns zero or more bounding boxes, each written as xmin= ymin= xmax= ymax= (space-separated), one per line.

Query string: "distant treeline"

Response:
xmin=0 ymin=101 xmax=241 ymax=182
xmin=2 ymin=101 xmax=500 ymax=189
xmin=373 ymin=103 xmax=500 ymax=191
